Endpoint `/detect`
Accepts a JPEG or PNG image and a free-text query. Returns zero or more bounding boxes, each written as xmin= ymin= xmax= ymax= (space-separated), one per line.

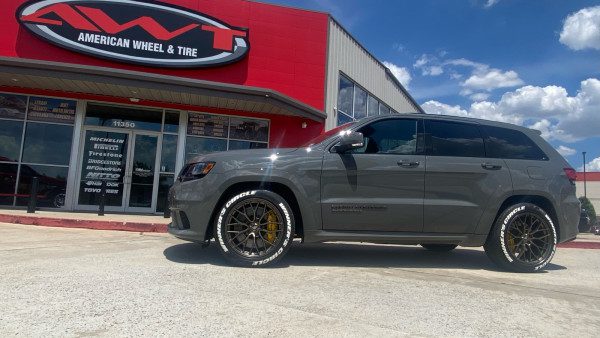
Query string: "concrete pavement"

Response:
xmin=1 ymin=223 xmax=599 ymax=337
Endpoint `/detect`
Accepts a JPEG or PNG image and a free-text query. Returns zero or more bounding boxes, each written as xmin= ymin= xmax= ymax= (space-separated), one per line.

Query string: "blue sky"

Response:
xmin=266 ymin=0 xmax=600 ymax=170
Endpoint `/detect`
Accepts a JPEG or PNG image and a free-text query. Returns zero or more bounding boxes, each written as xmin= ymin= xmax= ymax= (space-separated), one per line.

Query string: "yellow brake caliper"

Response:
xmin=266 ymin=211 xmax=278 ymax=244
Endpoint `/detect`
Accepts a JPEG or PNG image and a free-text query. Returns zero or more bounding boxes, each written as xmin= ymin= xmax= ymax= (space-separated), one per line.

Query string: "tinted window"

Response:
xmin=367 ymin=95 xmax=379 ymax=116
xmin=0 ymin=120 xmax=24 ymax=162
xmin=427 ymin=120 xmax=485 ymax=157
xmin=338 ymin=75 xmax=354 ymax=115
xmin=160 ymin=134 xmax=178 ymax=173
xmin=85 ymin=104 xmax=162 ymax=132
xmin=185 ymin=137 xmax=227 ymax=162
xmin=483 ymin=126 xmax=548 ymax=160
xmin=22 ymin=122 xmax=73 ymax=165
xmin=353 ymin=119 xmax=418 ymax=155
xmin=353 ymin=86 xmax=367 ymax=119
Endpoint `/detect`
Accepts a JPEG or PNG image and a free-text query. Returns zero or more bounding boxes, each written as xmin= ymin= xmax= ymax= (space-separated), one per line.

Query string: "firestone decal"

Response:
xmin=17 ymin=0 xmax=250 ymax=68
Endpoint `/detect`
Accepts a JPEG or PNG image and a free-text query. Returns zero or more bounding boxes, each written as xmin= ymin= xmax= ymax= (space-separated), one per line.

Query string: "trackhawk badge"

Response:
xmin=17 ymin=0 xmax=250 ymax=68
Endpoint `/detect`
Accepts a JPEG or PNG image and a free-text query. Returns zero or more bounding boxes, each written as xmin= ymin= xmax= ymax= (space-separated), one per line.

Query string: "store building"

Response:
xmin=576 ymin=172 xmax=600 ymax=216
xmin=0 ymin=0 xmax=422 ymax=214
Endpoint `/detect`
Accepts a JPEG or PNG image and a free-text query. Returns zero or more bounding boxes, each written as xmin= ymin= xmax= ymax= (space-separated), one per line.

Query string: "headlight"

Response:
xmin=178 ymin=162 xmax=216 ymax=182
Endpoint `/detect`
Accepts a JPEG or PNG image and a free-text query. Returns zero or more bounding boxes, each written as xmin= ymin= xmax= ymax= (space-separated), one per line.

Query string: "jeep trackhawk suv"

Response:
xmin=168 ymin=115 xmax=579 ymax=272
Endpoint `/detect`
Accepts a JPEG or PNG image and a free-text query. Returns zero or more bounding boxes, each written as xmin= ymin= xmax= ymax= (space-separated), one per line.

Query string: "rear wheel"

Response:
xmin=484 ymin=203 xmax=557 ymax=273
xmin=421 ymin=244 xmax=457 ymax=252
xmin=214 ymin=190 xmax=295 ymax=267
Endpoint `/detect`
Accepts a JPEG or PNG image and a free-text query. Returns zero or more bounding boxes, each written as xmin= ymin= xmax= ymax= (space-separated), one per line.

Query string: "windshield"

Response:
xmin=302 ymin=122 xmax=356 ymax=147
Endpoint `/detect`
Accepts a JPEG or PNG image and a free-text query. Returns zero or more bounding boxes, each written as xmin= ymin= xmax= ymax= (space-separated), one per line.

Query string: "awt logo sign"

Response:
xmin=17 ymin=0 xmax=250 ymax=68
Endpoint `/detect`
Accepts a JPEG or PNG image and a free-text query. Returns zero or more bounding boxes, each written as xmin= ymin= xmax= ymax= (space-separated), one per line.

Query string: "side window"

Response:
xmin=426 ymin=120 xmax=485 ymax=157
xmin=352 ymin=119 xmax=419 ymax=155
xmin=483 ymin=126 xmax=548 ymax=160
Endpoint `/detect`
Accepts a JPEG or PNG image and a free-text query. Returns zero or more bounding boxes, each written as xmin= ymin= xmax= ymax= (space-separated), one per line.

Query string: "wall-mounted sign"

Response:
xmin=17 ymin=0 xmax=250 ymax=68
xmin=27 ymin=96 xmax=76 ymax=124
xmin=187 ymin=113 xmax=228 ymax=138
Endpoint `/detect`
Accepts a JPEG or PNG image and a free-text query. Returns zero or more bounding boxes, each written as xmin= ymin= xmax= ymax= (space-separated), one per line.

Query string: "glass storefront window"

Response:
xmin=0 ymin=94 xmax=27 ymax=120
xmin=164 ymin=111 xmax=179 ymax=133
xmin=85 ymin=103 xmax=163 ymax=132
xmin=228 ymin=140 xmax=268 ymax=151
xmin=185 ymin=137 xmax=227 ymax=162
xmin=337 ymin=112 xmax=353 ymax=126
xmin=160 ymin=134 xmax=178 ymax=173
xmin=16 ymin=165 xmax=68 ymax=208
xmin=22 ymin=122 xmax=73 ymax=166
xmin=229 ymin=117 xmax=269 ymax=142
xmin=0 ymin=120 xmax=24 ymax=162
xmin=0 ymin=163 xmax=18 ymax=205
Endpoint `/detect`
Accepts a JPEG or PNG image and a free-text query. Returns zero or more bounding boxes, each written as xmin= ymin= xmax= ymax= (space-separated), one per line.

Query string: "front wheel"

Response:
xmin=214 ymin=190 xmax=295 ymax=267
xmin=484 ymin=203 xmax=557 ymax=273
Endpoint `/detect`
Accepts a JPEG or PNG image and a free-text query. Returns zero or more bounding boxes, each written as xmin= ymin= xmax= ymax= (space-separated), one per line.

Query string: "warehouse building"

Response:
xmin=0 ymin=0 xmax=422 ymax=214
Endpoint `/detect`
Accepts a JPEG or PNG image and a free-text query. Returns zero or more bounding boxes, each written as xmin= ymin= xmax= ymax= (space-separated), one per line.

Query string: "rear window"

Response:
xmin=426 ymin=120 xmax=485 ymax=158
xmin=483 ymin=126 xmax=548 ymax=161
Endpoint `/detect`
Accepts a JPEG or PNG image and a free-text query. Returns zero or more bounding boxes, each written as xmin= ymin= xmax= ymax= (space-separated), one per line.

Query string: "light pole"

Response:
xmin=583 ymin=151 xmax=587 ymax=198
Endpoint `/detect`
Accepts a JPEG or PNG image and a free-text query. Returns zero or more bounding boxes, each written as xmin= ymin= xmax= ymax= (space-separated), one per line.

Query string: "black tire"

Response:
xmin=484 ymin=203 xmax=557 ymax=273
xmin=214 ymin=190 xmax=295 ymax=267
xmin=421 ymin=244 xmax=458 ymax=252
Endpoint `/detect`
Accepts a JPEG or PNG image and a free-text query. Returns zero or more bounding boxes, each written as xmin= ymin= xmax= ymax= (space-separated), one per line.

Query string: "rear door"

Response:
xmin=321 ymin=118 xmax=425 ymax=232
xmin=423 ymin=119 xmax=512 ymax=234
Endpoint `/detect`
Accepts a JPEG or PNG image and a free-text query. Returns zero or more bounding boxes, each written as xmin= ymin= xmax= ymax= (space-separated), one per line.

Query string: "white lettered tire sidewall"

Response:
xmin=215 ymin=190 xmax=295 ymax=267
xmin=485 ymin=203 xmax=557 ymax=273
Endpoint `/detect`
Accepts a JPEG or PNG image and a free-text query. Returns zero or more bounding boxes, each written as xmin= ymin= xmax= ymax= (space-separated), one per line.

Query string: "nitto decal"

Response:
xmin=17 ymin=0 xmax=250 ymax=68
xmin=252 ymin=202 xmax=292 ymax=266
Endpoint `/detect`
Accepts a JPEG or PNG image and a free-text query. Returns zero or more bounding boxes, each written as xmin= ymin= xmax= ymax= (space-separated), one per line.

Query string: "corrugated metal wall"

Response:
xmin=324 ymin=18 xmax=421 ymax=130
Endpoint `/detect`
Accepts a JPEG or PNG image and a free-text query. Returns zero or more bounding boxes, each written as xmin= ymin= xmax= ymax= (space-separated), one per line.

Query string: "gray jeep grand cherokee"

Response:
xmin=168 ymin=114 xmax=579 ymax=272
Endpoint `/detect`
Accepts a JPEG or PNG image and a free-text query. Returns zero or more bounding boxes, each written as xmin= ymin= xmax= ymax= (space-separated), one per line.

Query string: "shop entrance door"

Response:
xmin=76 ymin=128 xmax=159 ymax=213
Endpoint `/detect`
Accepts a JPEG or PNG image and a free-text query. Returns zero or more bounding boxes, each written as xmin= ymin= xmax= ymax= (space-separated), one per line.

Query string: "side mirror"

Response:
xmin=334 ymin=131 xmax=364 ymax=153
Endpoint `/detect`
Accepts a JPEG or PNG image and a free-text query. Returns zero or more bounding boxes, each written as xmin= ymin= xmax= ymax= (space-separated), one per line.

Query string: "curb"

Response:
xmin=0 ymin=214 xmax=168 ymax=233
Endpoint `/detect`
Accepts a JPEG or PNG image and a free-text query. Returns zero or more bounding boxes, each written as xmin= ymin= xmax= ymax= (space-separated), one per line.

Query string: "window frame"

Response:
xmin=337 ymin=72 xmax=399 ymax=126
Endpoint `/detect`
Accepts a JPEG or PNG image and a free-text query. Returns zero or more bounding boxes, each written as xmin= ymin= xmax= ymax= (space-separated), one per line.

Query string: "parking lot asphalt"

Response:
xmin=1 ymin=223 xmax=599 ymax=337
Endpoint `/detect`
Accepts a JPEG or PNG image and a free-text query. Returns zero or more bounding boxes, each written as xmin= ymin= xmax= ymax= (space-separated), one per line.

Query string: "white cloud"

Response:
xmin=424 ymin=65 xmax=444 ymax=76
xmin=556 ymin=145 xmax=577 ymax=157
xmin=445 ymin=58 xmax=524 ymax=93
xmin=422 ymin=78 xmax=600 ymax=143
xmin=383 ymin=61 xmax=412 ymax=88
xmin=560 ymin=6 xmax=600 ymax=51
xmin=470 ymin=92 xmax=490 ymax=101
xmin=582 ymin=157 xmax=600 ymax=171
xmin=484 ymin=0 xmax=500 ymax=8
xmin=462 ymin=69 xmax=524 ymax=91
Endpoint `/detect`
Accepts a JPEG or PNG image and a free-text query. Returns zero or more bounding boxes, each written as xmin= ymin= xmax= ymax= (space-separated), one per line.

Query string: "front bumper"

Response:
xmin=167 ymin=174 xmax=223 ymax=243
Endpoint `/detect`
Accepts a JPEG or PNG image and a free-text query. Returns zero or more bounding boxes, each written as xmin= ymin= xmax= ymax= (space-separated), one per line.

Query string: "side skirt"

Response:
xmin=303 ymin=230 xmax=487 ymax=247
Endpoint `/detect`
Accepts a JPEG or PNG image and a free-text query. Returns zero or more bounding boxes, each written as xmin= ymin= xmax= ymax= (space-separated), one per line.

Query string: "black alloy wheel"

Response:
xmin=484 ymin=203 xmax=557 ymax=273
xmin=215 ymin=190 xmax=295 ymax=267
xmin=224 ymin=198 xmax=285 ymax=258
xmin=504 ymin=212 xmax=554 ymax=265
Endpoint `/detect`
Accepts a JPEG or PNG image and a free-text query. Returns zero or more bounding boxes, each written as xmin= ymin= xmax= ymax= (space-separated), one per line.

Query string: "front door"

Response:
xmin=76 ymin=128 xmax=159 ymax=212
xmin=321 ymin=118 xmax=425 ymax=232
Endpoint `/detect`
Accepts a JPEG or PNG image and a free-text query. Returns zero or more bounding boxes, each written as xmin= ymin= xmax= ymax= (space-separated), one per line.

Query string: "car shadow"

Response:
xmin=163 ymin=242 xmax=567 ymax=272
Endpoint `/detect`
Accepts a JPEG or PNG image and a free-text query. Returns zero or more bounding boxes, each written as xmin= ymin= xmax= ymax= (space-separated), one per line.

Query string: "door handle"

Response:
xmin=481 ymin=162 xmax=502 ymax=170
xmin=397 ymin=160 xmax=420 ymax=168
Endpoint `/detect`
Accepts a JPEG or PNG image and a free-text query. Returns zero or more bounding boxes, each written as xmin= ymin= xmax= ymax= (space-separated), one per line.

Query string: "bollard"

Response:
xmin=98 ymin=180 xmax=106 ymax=216
xmin=27 ymin=177 xmax=39 ymax=214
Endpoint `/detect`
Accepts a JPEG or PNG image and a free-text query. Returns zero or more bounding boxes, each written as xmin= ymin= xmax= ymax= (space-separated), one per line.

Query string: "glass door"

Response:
xmin=77 ymin=129 xmax=130 ymax=211
xmin=124 ymin=133 xmax=158 ymax=212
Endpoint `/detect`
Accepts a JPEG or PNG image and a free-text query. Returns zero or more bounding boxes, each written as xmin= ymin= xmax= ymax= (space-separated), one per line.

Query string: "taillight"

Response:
xmin=564 ymin=168 xmax=577 ymax=184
